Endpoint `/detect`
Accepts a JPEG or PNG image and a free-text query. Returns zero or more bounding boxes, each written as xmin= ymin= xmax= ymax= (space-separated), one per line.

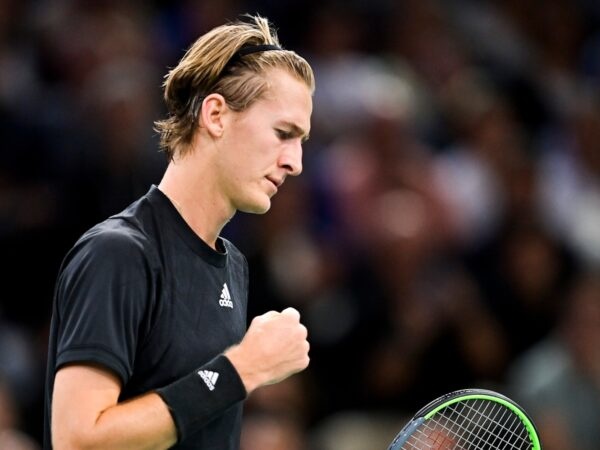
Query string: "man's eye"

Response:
xmin=276 ymin=129 xmax=292 ymax=140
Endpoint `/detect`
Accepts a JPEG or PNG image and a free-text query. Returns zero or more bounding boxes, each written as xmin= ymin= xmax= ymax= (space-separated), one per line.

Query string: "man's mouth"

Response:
xmin=266 ymin=176 xmax=283 ymax=190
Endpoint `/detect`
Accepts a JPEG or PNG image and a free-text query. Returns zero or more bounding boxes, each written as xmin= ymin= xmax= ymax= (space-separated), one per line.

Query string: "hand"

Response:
xmin=225 ymin=308 xmax=310 ymax=393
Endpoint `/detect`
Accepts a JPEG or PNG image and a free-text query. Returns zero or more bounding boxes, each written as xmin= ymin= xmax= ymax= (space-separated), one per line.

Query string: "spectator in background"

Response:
xmin=537 ymin=91 xmax=600 ymax=266
xmin=33 ymin=1 xmax=166 ymax=224
xmin=0 ymin=314 xmax=40 ymax=415
xmin=508 ymin=271 xmax=600 ymax=450
xmin=0 ymin=377 xmax=40 ymax=450
xmin=240 ymin=376 xmax=311 ymax=450
xmin=240 ymin=411 xmax=306 ymax=450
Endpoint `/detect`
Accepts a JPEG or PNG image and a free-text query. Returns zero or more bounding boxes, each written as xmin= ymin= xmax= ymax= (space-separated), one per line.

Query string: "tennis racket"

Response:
xmin=387 ymin=388 xmax=541 ymax=450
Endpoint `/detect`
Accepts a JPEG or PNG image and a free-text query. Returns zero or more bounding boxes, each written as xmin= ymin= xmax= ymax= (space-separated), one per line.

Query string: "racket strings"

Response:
xmin=438 ymin=401 xmax=525 ymax=449
xmin=402 ymin=399 xmax=532 ymax=449
xmin=432 ymin=400 xmax=530 ymax=449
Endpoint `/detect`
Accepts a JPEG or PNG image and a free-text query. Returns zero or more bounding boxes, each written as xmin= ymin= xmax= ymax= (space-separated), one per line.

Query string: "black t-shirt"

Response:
xmin=44 ymin=185 xmax=249 ymax=449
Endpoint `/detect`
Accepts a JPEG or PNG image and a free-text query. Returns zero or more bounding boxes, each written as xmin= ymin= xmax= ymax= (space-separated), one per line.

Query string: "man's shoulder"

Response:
xmin=58 ymin=221 xmax=149 ymax=279
xmin=69 ymin=198 xmax=160 ymax=268
xmin=79 ymin=193 xmax=158 ymax=249
xmin=81 ymin=214 xmax=146 ymax=247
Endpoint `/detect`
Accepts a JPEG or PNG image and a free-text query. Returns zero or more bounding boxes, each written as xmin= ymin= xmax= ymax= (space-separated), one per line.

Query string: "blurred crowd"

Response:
xmin=1 ymin=0 xmax=599 ymax=449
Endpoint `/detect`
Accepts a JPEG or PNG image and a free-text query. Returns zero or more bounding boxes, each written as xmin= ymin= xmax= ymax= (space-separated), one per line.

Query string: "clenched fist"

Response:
xmin=225 ymin=308 xmax=310 ymax=393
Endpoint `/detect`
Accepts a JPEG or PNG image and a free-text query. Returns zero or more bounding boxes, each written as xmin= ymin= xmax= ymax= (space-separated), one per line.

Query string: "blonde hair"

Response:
xmin=154 ymin=15 xmax=315 ymax=159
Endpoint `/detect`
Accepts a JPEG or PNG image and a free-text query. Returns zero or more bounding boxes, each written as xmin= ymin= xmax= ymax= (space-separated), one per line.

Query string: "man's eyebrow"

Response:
xmin=280 ymin=122 xmax=310 ymax=142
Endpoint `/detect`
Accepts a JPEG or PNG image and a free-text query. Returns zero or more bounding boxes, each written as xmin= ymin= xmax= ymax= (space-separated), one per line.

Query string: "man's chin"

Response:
xmin=239 ymin=199 xmax=271 ymax=215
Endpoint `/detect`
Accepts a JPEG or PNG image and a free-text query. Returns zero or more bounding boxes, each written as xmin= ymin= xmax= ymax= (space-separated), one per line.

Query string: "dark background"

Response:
xmin=1 ymin=1 xmax=600 ymax=449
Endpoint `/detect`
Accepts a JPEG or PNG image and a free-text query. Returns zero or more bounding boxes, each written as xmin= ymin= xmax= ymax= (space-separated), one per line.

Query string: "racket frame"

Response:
xmin=388 ymin=388 xmax=541 ymax=450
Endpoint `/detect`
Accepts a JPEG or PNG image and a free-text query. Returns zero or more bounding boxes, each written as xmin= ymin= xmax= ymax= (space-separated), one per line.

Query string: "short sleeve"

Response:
xmin=54 ymin=224 xmax=154 ymax=385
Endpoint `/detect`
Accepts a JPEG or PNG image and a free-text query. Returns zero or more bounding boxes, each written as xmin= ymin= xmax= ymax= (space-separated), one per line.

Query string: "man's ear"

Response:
xmin=199 ymin=93 xmax=228 ymax=138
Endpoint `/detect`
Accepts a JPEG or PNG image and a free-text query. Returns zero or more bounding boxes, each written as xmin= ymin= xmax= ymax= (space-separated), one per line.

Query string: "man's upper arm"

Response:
xmin=55 ymin=226 xmax=155 ymax=384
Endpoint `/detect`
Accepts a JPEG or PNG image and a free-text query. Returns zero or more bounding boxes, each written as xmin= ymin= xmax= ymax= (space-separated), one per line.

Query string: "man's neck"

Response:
xmin=158 ymin=160 xmax=234 ymax=250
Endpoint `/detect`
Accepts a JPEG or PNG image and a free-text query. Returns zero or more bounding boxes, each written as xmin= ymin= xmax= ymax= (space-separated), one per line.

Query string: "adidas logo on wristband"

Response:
xmin=198 ymin=369 xmax=219 ymax=391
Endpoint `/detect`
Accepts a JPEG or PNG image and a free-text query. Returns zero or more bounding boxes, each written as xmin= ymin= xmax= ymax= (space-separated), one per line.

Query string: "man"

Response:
xmin=44 ymin=15 xmax=314 ymax=449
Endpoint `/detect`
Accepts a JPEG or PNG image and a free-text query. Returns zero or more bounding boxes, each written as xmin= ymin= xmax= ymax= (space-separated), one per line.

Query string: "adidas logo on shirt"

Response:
xmin=198 ymin=370 xmax=219 ymax=391
xmin=219 ymin=283 xmax=233 ymax=308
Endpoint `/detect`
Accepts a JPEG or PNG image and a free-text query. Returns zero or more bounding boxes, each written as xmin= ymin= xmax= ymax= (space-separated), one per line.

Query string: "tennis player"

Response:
xmin=44 ymin=15 xmax=314 ymax=449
